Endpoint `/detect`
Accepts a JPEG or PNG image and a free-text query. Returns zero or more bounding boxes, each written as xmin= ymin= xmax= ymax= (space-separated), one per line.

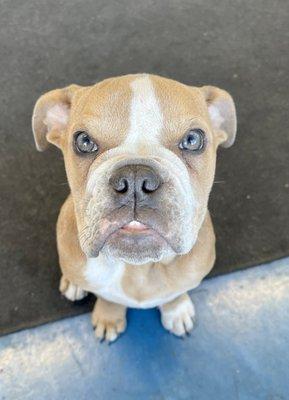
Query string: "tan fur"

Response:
xmin=92 ymin=297 xmax=126 ymax=342
xmin=121 ymin=212 xmax=215 ymax=302
xmin=32 ymin=73 xmax=236 ymax=341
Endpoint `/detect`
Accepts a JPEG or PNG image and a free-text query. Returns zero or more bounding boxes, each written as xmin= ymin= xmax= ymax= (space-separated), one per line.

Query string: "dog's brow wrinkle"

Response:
xmin=124 ymin=75 xmax=163 ymax=148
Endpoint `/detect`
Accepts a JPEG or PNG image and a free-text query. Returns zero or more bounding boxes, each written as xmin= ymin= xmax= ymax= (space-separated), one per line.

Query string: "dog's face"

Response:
xmin=33 ymin=74 xmax=236 ymax=264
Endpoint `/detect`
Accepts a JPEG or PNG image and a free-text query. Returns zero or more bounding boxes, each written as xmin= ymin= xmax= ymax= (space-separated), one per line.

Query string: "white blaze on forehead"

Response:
xmin=124 ymin=75 xmax=163 ymax=147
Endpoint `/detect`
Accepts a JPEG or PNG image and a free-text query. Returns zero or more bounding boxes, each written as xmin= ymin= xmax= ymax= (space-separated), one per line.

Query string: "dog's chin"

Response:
xmin=100 ymin=229 xmax=174 ymax=265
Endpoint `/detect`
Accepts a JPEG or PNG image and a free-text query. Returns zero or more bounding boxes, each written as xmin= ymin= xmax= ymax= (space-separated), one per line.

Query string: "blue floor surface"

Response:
xmin=1 ymin=258 xmax=289 ymax=400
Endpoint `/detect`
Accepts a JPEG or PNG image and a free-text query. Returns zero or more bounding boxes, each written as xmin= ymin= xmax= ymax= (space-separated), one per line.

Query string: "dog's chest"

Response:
xmin=84 ymin=256 xmax=180 ymax=308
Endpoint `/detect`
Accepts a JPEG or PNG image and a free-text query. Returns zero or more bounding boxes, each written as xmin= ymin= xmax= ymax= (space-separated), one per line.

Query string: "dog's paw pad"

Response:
xmin=92 ymin=317 xmax=126 ymax=343
xmin=60 ymin=277 xmax=87 ymax=302
xmin=160 ymin=296 xmax=195 ymax=337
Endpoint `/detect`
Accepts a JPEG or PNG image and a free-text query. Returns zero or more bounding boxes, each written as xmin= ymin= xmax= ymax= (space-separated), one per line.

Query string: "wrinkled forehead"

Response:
xmin=70 ymin=74 xmax=209 ymax=146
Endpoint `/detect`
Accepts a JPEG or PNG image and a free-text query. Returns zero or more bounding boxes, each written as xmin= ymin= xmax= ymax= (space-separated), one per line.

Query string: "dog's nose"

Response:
xmin=109 ymin=165 xmax=161 ymax=197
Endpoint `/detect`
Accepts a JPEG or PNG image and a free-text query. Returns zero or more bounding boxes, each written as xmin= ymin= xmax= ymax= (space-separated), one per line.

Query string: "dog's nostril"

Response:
xmin=140 ymin=169 xmax=161 ymax=194
xmin=142 ymin=179 xmax=158 ymax=193
xmin=110 ymin=176 xmax=129 ymax=194
xmin=117 ymin=178 xmax=129 ymax=193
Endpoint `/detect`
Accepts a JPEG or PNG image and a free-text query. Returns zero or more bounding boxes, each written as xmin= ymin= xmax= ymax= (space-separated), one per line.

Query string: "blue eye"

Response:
xmin=74 ymin=131 xmax=98 ymax=154
xmin=179 ymin=129 xmax=205 ymax=152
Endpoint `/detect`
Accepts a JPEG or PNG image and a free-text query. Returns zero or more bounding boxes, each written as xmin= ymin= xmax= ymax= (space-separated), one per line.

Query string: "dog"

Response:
xmin=32 ymin=74 xmax=236 ymax=342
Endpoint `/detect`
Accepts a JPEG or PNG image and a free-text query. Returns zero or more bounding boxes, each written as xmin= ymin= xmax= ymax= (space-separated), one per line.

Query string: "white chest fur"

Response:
xmin=84 ymin=255 xmax=181 ymax=309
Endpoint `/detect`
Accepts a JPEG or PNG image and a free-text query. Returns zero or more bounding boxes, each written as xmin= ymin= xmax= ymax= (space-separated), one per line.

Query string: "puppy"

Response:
xmin=32 ymin=74 xmax=236 ymax=342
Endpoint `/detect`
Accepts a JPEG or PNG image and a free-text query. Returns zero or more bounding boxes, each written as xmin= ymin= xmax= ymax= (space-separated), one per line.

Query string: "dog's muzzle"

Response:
xmin=81 ymin=158 xmax=194 ymax=263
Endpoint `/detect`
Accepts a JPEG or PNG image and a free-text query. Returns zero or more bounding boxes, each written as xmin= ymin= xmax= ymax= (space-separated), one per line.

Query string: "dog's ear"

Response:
xmin=32 ymin=84 xmax=81 ymax=151
xmin=200 ymin=86 xmax=237 ymax=148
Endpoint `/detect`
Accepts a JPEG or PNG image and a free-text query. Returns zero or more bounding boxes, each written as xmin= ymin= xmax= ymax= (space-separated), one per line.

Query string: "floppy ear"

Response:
xmin=32 ymin=84 xmax=81 ymax=151
xmin=201 ymin=85 xmax=237 ymax=148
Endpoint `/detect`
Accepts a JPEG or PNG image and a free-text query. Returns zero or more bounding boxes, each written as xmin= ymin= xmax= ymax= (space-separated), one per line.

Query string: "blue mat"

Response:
xmin=0 ymin=258 xmax=288 ymax=400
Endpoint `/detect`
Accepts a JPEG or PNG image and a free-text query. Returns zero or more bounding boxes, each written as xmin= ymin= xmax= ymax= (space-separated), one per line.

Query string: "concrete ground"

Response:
xmin=1 ymin=258 xmax=288 ymax=400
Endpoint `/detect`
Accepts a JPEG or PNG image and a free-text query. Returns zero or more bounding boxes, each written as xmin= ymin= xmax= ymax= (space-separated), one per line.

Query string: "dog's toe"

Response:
xmin=60 ymin=277 xmax=87 ymax=302
xmin=160 ymin=295 xmax=195 ymax=337
xmin=91 ymin=298 xmax=127 ymax=343
xmin=93 ymin=318 xmax=126 ymax=343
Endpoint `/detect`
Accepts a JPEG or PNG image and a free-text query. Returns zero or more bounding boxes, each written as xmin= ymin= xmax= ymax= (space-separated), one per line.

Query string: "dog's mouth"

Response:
xmin=116 ymin=219 xmax=174 ymax=248
xmin=119 ymin=220 xmax=151 ymax=234
xmin=102 ymin=218 xmax=172 ymax=263
xmin=80 ymin=204 xmax=183 ymax=261
xmin=110 ymin=218 xmax=168 ymax=246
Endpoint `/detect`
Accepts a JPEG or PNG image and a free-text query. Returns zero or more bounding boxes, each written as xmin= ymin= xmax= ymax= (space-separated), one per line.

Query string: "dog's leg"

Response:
xmin=57 ymin=196 xmax=88 ymax=302
xmin=59 ymin=276 xmax=88 ymax=301
xmin=159 ymin=293 xmax=195 ymax=336
xmin=91 ymin=297 xmax=127 ymax=343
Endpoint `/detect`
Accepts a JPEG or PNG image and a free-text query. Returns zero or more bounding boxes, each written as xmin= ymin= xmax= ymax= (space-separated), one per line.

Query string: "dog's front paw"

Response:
xmin=160 ymin=293 xmax=195 ymax=337
xmin=59 ymin=276 xmax=88 ymax=301
xmin=92 ymin=298 xmax=127 ymax=343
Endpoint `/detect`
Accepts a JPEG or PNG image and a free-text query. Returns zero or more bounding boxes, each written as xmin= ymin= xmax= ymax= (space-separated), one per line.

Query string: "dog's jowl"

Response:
xmin=32 ymin=74 xmax=236 ymax=342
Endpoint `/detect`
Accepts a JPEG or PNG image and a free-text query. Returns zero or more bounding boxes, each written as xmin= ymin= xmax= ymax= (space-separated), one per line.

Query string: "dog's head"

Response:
xmin=32 ymin=74 xmax=236 ymax=264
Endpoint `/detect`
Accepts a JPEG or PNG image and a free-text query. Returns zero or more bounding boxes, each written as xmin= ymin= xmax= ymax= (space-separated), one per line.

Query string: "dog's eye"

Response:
xmin=74 ymin=131 xmax=98 ymax=154
xmin=179 ymin=129 xmax=205 ymax=153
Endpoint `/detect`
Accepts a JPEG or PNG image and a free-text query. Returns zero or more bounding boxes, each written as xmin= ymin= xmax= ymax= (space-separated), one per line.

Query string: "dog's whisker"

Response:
xmin=55 ymin=182 xmax=70 ymax=186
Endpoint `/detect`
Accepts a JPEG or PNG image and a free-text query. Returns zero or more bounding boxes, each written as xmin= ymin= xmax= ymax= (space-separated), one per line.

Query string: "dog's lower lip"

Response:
xmin=120 ymin=220 xmax=150 ymax=233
